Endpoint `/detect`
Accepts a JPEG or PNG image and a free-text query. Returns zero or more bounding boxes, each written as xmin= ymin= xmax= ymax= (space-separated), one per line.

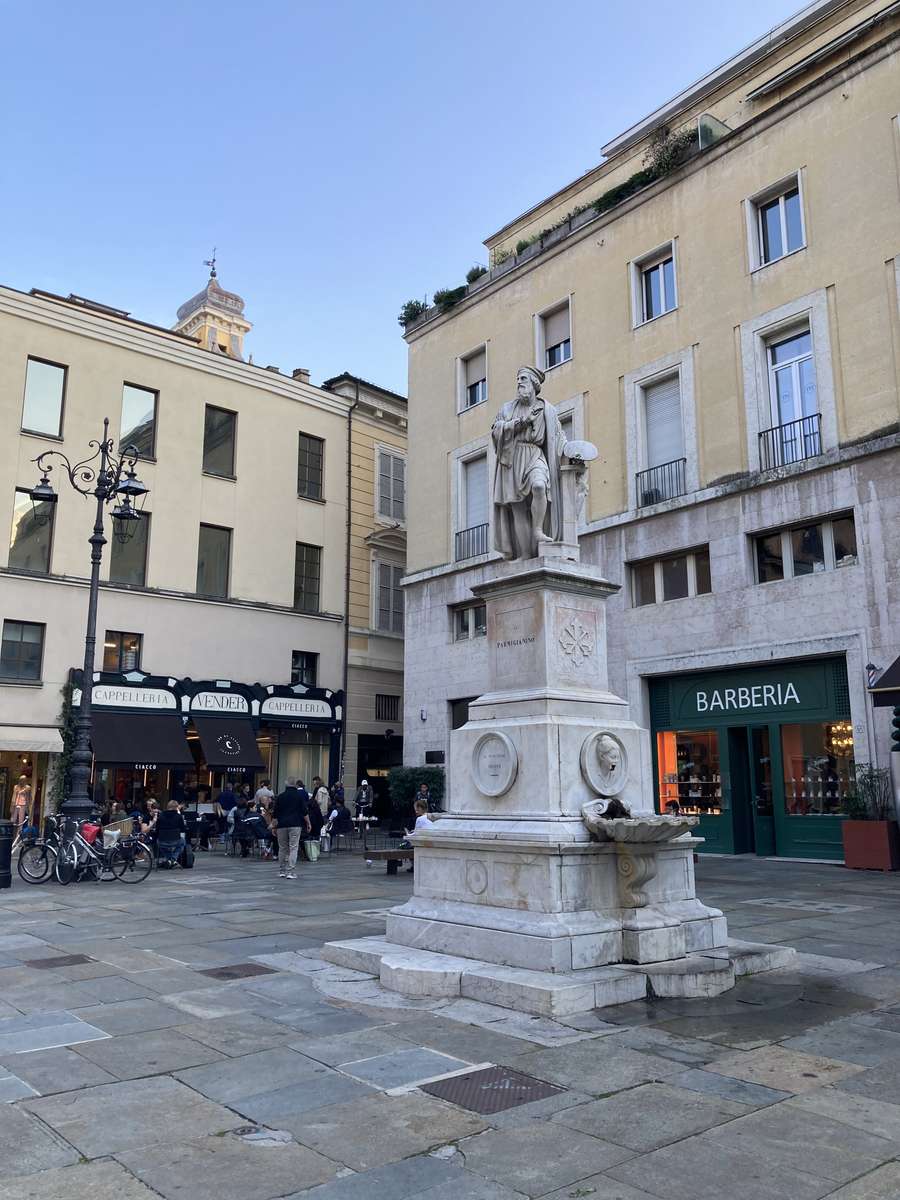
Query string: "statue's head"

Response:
xmin=516 ymin=365 xmax=544 ymax=401
xmin=596 ymin=734 xmax=621 ymax=774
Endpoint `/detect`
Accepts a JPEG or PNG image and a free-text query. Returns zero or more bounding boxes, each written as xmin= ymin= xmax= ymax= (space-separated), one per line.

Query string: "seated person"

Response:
xmin=664 ymin=799 xmax=682 ymax=816
xmin=238 ymin=801 xmax=273 ymax=858
xmin=326 ymin=797 xmax=354 ymax=838
xmin=197 ymin=810 xmax=219 ymax=851
xmin=155 ymin=800 xmax=187 ymax=865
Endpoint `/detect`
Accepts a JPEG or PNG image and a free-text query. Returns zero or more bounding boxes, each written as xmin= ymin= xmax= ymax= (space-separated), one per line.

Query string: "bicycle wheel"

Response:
xmin=17 ymin=844 xmax=53 ymax=884
xmin=55 ymin=842 xmax=78 ymax=886
xmin=111 ymin=841 xmax=153 ymax=882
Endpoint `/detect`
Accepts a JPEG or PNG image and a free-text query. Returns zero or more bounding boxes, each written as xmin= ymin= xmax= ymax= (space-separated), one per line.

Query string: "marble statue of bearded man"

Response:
xmin=491 ymin=365 xmax=566 ymax=560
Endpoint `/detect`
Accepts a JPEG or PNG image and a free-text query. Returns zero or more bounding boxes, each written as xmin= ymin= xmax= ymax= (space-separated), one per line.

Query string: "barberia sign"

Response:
xmin=261 ymin=696 xmax=332 ymax=720
xmin=73 ymin=686 xmax=175 ymax=710
xmin=696 ymin=682 xmax=800 ymax=713
xmin=191 ymin=691 xmax=249 ymax=714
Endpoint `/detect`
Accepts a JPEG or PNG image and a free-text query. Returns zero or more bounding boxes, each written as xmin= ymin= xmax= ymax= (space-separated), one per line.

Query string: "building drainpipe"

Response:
xmin=341 ymin=380 xmax=360 ymax=784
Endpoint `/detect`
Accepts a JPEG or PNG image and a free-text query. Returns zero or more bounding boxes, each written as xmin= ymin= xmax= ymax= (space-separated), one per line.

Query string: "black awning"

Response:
xmin=871 ymin=655 xmax=900 ymax=708
xmin=91 ymin=712 xmax=194 ymax=768
xmin=192 ymin=715 xmax=265 ymax=769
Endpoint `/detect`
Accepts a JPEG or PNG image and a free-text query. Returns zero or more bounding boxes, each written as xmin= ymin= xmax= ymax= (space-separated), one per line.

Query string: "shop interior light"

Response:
xmin=827 ymin=720 xmax=854 ymax=755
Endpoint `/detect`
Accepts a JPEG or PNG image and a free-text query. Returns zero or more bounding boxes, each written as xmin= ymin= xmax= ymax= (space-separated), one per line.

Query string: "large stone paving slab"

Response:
xmin=0 ymin=1009 xmax=108 ymax=1055
xmin=338 ymin=1046 xmax=471 ymax=1089
xmin=73 ymin=1028 xmax=227 ymax=1079
xmin=0 ymin=1104 xmax=79 ymax=1180
xmin=282 ymin=1153 xmax=469 ymax=1200
xmin=291 ymin=1092 xmax=487 ymax=1171
xmin=455 ymin=1121 xmax=635 ymax=1194
xmin=820 ymin=1163 xmax=900 ymax=1199
xmin=22 ymin=1075 xmax=244 ymax=1157
xmin=174 ymin=1045 xmax=331 ymax=1103
xmin=509 ymin=1039 xmax=684 ymax=1094
xmin=551 ymin=1082 xmax=747 ymax=1151
xmin=0 ymin=1046 xmax=117 ymax=1094
xmin=172 ymin=1012 xmax=297 ymax=1056
xmin=781 ymin=1017 xmax=900 ymax=1066
xmin=786 ymin=1087 xmax=900 ymax=1141
xmin=706 ymin=1044 xmax=865 ymax=1093
xmin=118 ymin=1130 xmax=339 ymax=1200
xmin=69 ymin=998 xmax=189 ymax=1036
xmin=0 ymin=1159 xmax=161 ymax=1200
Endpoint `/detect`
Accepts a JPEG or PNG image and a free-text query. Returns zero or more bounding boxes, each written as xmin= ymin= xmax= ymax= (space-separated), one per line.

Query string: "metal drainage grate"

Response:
xmin=421 ymin=1066 xmax=564 ymax=1114
xmin=199 ymin=963 xmax=279 ymax=981
xmin=24 ymin=954 xmax=94 ymax=969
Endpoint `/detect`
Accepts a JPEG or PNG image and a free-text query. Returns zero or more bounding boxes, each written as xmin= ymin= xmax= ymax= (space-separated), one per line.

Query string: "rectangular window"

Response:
xmin=375 ymin=694 xmax=400 ymax=722
xmin=542 ymin=304 xmax=571 ymax=370
xmin=377 ymin=561 xmax=404 ymax=634
xmin=203 ymin=406 xmax=236 ymax=477
xmin=754 ymin=513 xmax=857 ymax=584
xmin=661 ymin=554 xmax=689 ymax=601
xmin=103 ymin=630 xmax=142 ymax=672
xmin=290 ymin=650 xmax=318 ymax=687
xmin=0 ymin=620 xmax=45 ymax=681
xmin=22 ymin=357 xmax=66 ymax=437
xmin=630 ymin=546 xmax=711 ymax=607
xmin=197 ymin=524 xmax=231 ymax=598
xmin=657 ymin=729 xmax=724 ymax=816
xmin=120 ymin=384 xmax=157 ymax=458
xmin=109 ymin=512 xmax=150 ymax=587
xmin=463 ymin=348 xmax=487 ymax=409
xmin=297 ymin=432 xmax=324 ymax=500
xmin=641 ymin=253 xmax=676 ymax=322
xmin=756 ymin=185 xmax=804 ymax=265
xmin=450 ymin=696 xmax=476 ymax=731
xmin=643 ymin=375 xmax=684 ymax=469
xmin=781 ymin=722 xmax=853 ymax=815
xmin=462 ymin=454 xmax=488 ymax=528
xmin=453 ymin=602 xmax=487 ymax=641
xmin=9 ymin=489 xmax=53 ymax=574
xmin=294 ymin=542 xmax=321 ymax=613
xmin=378 ymin=450 xmax=406 ymax=521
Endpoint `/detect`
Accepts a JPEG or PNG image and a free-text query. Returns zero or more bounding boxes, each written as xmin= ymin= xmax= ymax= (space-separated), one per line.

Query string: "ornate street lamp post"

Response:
xmin=29 ymin=418 xmax=149 ymax=819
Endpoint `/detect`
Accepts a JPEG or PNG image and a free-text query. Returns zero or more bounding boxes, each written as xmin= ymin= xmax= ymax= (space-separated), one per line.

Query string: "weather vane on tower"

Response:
xmin=204 ymin=247 xmax=217 ymax=279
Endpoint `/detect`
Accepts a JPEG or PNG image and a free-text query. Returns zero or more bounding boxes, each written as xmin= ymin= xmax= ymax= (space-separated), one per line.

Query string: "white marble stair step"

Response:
xmin=321 ymin=937 xmax=393 ymax=975
xmin=641 ymin=955 xmax=736 ymax=999
xmin=380 ymin=950 xmax=473 ymax=998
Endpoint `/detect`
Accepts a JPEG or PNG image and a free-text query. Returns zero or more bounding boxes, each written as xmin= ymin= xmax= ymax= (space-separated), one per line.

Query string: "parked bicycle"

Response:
xmin=17 ymin=815 xmax=62 ymax=884
xmin=54 ymin=815 xmax=153 ymax=885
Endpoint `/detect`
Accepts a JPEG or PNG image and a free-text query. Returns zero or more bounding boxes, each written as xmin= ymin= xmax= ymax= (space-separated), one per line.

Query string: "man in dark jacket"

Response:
xmin=272 ymin=777 xmax=310 ymax=879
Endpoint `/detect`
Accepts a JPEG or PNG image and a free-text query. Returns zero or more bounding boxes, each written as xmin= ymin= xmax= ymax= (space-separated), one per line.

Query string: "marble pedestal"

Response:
xmin=325 ymin=558 xmax=794 ymax=1015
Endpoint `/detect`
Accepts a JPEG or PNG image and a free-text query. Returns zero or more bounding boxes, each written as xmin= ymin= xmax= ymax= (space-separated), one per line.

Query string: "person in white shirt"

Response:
xmin=254 ymin=779 xmax=275 ymax=810
xmin=311 ymin=775 xmax=330 ymax=818
xmin=402 ymin=799 xmax=431 ymax=873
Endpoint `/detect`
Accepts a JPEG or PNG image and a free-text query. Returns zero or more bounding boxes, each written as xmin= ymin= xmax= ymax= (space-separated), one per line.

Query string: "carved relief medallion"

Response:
xmin=580 ymin=730 xmax=628 ymax=797
xmin=558 ymin=618 xmax=595 ymax=667
xmin=465 ymin=861 xmax=489 ymax=895
xmin=472 ymin=731 xmax=518 ymax=797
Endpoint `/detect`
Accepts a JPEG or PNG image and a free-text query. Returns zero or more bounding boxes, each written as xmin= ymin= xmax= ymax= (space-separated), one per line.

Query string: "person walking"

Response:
xmin=272 ymin=777 xmax=311 ymax=880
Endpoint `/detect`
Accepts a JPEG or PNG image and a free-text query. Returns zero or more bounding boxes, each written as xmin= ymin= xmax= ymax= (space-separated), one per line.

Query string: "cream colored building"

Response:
xmin=0 ymin=277 xmax=355 ymax=816
xmin=322 ymin=374 xmax=407 ymax=813
xmin=402 ymin=0 xmax=900 ymax=861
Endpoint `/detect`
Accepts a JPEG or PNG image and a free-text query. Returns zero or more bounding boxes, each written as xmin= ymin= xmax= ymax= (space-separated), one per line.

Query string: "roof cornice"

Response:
xmin=0 ymin=286 xmax=352 ymax=419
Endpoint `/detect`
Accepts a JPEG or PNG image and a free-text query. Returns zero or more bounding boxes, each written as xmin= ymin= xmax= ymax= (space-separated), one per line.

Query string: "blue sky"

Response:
xmin=2 ymin=0 xmax=801 ymax=394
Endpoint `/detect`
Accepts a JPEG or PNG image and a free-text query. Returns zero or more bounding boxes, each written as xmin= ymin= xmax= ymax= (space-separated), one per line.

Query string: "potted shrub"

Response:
xmin=842 ymin=763 xmax=900 ymax=871
xmin=397 ymin=299 xmax=428 ymax=328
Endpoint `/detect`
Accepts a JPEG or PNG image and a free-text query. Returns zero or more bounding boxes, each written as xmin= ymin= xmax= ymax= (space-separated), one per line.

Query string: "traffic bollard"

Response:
xmin=0 ymin=820 xmax=12 ymax=890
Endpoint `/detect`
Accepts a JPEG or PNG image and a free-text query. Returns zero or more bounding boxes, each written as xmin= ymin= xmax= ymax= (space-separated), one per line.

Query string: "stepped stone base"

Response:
xmin=322 ymin=936 xmax=796 ymax=1018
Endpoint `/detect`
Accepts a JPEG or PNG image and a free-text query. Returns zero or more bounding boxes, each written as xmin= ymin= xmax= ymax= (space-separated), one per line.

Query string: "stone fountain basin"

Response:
xmin=587 ymin=815 xmax=699 ymax=843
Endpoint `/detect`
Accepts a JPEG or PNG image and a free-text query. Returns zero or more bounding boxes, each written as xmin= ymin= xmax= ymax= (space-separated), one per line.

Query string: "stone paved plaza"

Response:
xmin=3 ymin=852 xmax=900 ymax=1199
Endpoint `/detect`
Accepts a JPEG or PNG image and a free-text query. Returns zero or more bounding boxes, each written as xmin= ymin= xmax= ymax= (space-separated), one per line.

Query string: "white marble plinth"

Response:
xmin=322 ymin=937 xmax=796 ymax=1016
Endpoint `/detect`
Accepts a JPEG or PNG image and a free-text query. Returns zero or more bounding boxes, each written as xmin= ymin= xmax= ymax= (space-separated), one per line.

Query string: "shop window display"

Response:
xmin=657 ymin=729 xmax=723 ymax=815
xmin=781 ymin=721 xmax=854 ymax=815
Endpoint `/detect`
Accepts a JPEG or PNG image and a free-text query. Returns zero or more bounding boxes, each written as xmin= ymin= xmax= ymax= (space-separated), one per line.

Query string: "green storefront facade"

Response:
xmin=649 ymin=657 xmax=853 ymax=861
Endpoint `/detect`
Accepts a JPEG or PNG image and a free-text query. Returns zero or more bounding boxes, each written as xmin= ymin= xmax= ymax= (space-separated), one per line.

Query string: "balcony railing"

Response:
xmin=759 ymin=413 xmax=821 ymax=471
xmin=636 ymin=458 xmax=687 ymax=508
xmin=455 ymin=523 xmax=489 ymax=562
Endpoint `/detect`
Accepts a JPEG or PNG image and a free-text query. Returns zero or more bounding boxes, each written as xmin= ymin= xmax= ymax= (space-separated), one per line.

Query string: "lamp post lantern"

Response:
xmin=30 ymin=418 xmax=149 ymax=819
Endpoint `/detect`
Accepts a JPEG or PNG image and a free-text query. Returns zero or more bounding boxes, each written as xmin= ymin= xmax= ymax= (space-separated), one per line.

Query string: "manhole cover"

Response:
xmin=24 ymin=954 xmax=94 ymax=969
xmin=421 ymin=1066 xmax=564 ymax=1114
xmin=200 ymin=963 xmax=278 ymax=980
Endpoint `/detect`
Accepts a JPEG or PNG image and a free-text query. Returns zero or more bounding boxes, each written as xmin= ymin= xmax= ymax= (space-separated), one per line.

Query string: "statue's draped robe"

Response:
xmin=492 ymin=396 xmax=565 ymax=558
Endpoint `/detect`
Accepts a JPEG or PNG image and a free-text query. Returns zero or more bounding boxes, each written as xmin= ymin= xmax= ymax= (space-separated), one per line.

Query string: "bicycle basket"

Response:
xmin=82 ymin=823 xmax=101 ymax=845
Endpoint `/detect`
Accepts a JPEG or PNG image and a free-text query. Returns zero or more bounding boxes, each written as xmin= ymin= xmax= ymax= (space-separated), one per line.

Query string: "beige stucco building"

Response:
xmin=0 ymin=276 xmax=403 ymax=819
xmin=322 ymin=374 xmax=407 ymax=812
xmin=401 ymin=0 xmax=900 ymax=861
